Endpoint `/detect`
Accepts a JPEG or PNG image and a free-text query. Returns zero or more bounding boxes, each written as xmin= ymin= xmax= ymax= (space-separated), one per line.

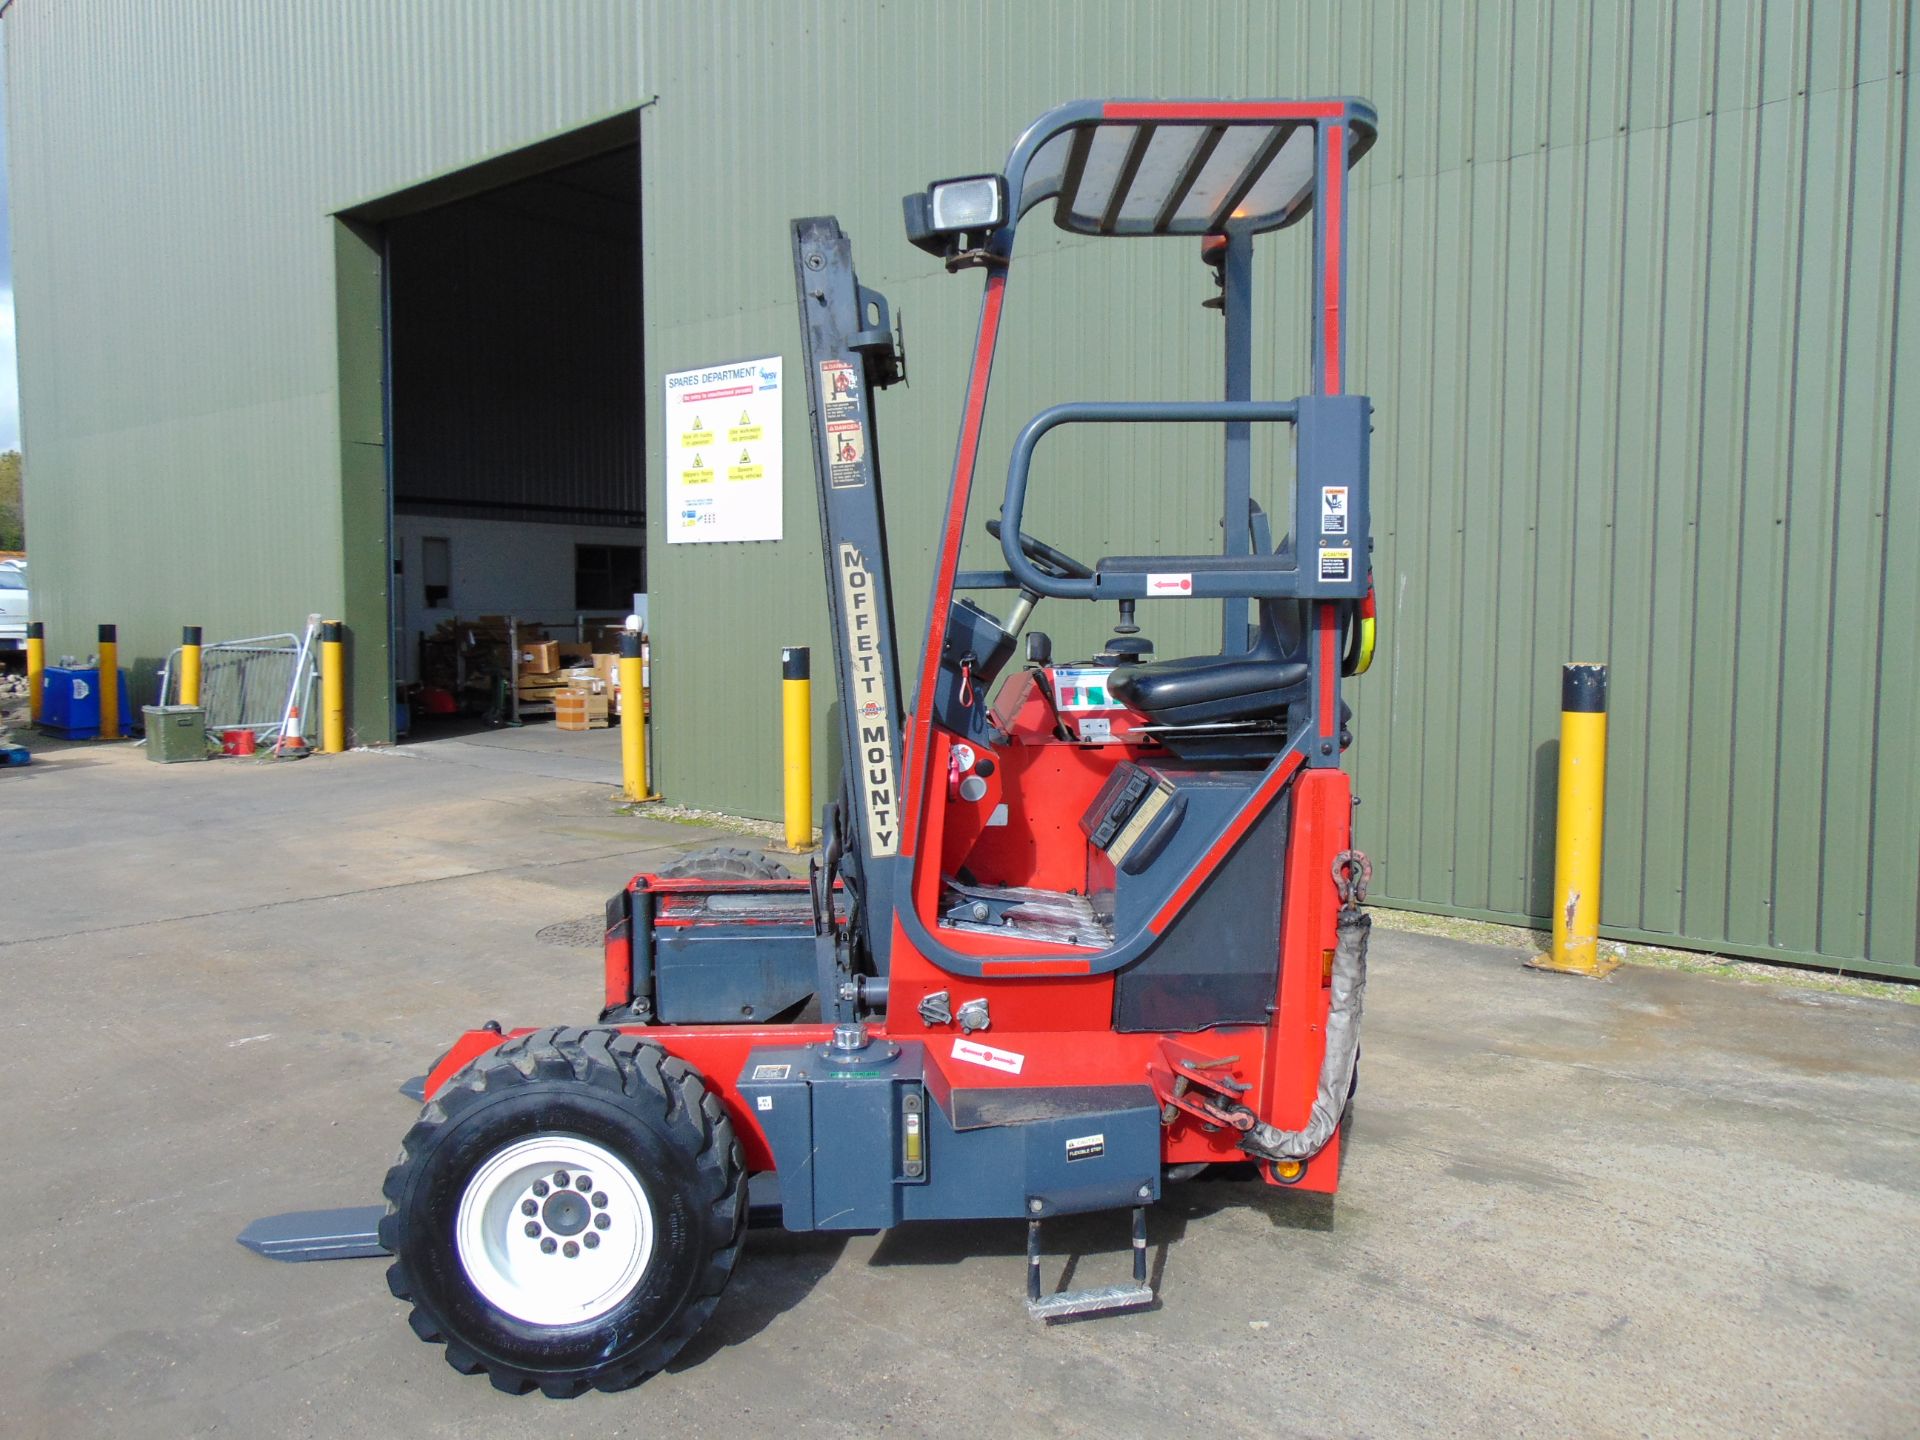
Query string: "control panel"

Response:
xmin=1080 ymin=762 xmax=1186 ymax=874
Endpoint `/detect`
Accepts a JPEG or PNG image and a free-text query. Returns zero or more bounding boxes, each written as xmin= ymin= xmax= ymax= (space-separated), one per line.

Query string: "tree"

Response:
xmin=0 ymin=450 xmax=21 ymax=552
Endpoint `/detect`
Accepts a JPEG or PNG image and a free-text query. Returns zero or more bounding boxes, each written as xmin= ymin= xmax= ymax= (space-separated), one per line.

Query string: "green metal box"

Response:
xmin=143 ymin=705 xmax=207 ymax=763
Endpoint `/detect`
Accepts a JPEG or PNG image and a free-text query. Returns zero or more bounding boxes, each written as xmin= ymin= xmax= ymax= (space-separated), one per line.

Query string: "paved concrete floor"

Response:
xmin=2 ymin=734 xmax=1917 ymax=1438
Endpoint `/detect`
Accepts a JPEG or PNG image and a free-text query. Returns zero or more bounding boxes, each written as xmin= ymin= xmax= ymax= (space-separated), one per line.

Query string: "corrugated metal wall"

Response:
xmin=4 ymin=0 xmax=641 ymax=675
xmin=8 ymin=2 xmax=1913 ymax=974
xmin=1343 ymin=1 xmax=1917 ymax=976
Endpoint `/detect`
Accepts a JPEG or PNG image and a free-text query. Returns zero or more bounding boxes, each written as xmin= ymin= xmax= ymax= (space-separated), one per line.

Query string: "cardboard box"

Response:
xmin=519 ymin=640 xmax=560 ymax=674
xmin=555 ymin=688 xmax=610 ymax=731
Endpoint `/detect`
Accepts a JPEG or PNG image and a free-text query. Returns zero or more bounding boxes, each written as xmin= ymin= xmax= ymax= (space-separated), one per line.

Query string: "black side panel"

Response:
xmin=1111 ymin=793 xmax=1288 ymax=1032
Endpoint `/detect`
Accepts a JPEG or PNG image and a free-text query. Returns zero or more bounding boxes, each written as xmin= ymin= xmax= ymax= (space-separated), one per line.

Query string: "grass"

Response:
xmin=1369 ymin=906 xmax=1920 ymax=1006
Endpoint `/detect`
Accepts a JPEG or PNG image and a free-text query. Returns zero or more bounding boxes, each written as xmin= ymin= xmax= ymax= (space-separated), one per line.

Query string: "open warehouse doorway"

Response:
xmin=379 ymin=132 xmax=643 ymax=738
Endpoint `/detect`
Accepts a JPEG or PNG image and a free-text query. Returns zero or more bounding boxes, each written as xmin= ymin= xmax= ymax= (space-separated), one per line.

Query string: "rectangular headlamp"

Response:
xmin=904 ymin=173 xmax=1009 ymax=257
xmin=928 ymin=174 xmax=1007 ymax=232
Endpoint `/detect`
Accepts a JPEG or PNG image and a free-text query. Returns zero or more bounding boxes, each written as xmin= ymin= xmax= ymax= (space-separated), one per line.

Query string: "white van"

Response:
xmin=0 ymin=561 xmax=28 ymax=654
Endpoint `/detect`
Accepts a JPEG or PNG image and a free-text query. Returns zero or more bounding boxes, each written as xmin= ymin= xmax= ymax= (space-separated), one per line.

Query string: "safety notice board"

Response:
xmin=664 ymin=356 xmax=784 ymax=543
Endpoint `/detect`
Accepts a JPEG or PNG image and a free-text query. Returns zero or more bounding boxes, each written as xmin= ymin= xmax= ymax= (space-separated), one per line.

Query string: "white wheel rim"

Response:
xmin=454 ymin=1135 xmax=655 ymax=1327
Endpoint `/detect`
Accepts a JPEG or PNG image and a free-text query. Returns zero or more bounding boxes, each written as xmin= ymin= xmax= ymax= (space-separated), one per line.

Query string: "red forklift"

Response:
xmin=296 ymin=98 xmax=1380 ymax=1395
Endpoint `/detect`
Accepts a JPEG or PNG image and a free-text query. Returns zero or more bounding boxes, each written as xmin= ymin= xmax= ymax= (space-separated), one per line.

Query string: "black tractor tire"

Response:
xmin=655 ymin=845 xmax=792 ymax=881
xmin=380 ymin=1027 xmax=746 ymax=1396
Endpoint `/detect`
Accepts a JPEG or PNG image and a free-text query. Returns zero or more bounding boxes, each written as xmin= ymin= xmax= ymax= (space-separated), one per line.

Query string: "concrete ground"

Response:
xmin=2 ymin=727 xmax=1917 ymax=1439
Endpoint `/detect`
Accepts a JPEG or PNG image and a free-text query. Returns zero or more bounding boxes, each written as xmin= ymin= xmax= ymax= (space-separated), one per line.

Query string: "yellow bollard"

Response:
xmin=97 ymin=623 xmax=121 ymax=741
xmin=25 ymin=621 xmax=44 ymax=724
xmin=781 ymin=646 xmax=813 ymax=850
xmin=180 ymin=625 xmax=203 ymax=708
xmin=619 ymin=631 xmax=657 ymax=802
xmin=320 ymin=620 xmax=347 ymax=754
xmin=1529 ymin=663 xmax=1618 ymax=977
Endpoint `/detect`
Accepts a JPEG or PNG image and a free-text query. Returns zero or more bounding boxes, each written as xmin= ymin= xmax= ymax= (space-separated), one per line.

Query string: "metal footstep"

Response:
xmin=1025 ymin=1206 xmax=1156 ymax=1321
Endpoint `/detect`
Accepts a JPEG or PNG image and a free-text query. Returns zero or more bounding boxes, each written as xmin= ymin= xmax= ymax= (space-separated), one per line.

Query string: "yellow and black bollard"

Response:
xmin=1529 ymin=662 xmax=1618 ymax=977
xmin=98 ymin=623 xmax=121 ymax=741
xmin=781 ymin=646 xmax=813 ymax=850
xmin=25 ymin=621 xmax=44 ymax=724
xmin=619 ymin=631 xmax=658 ymax=802
xmin=320 ymin=620 xmax=346 ymax=754
xmin=180 ymin=625 xmax=204 ymax=708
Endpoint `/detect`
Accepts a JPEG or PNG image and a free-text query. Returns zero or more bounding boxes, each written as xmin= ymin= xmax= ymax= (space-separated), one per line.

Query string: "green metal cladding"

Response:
xmin=7 ymin=1 xmax=1914 ymax=976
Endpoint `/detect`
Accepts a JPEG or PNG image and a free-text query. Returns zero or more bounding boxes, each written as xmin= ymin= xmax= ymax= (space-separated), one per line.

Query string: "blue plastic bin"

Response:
xmin=39 ymin=666 xmax=135 ymax=740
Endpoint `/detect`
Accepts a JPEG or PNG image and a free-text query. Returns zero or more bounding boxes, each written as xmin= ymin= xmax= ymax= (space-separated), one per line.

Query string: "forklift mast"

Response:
xmin=790 ymin=218 xmax=910 ymax=943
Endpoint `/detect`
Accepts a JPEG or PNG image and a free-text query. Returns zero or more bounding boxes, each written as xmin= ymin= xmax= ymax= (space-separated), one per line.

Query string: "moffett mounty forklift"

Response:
xmin=347 ymin=99 xmax=1381 ymax=1395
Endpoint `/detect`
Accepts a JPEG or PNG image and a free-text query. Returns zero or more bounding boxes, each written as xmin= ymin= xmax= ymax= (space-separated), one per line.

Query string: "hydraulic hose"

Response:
xmin=1241 ymin=854 xmax=1371 ymax=1163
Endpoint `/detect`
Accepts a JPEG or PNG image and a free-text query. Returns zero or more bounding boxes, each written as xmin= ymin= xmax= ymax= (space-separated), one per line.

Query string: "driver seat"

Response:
xmin=1107 ymin=600 xmax=1309 ymax=725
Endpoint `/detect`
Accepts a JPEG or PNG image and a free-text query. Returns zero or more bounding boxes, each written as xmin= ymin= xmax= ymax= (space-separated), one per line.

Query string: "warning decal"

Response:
xmin=1065 ymin=1133 xmax=1106 ymax=1162
xmin=828 ymin=419 xmax=867 ymax=488
xmin=838 ymin=542 xmax=899 ymax=856
xmin=820 ymin=358 xmax=862 ymax=419
xmin=1321 ymin=485 xmax=1349 ymax=535
xmin=952 ymin=1038 xmax=1026 ymax=1075
xmin=1052 ymin=666 xmax=1124 ymax=712
xmin=1319 ymin=547 xmax=1353 ymax=583
xmin=1146 ymin=573 xmax=1195 ymax=597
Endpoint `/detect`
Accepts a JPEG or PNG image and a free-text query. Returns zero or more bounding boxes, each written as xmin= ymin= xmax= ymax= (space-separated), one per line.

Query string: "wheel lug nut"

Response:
xmin=593 ymin=1213 xmax=611 ymax=1230
xmin=575 ymin=1175 xmax=593 ymax=1192
xmin=583 ymin=1232 xmax=600 ymax=1249
xmin=563 ymin=1241 xmax=579 ymax=1258
xmin=592 ymin=1192 xmax=609 ymax=1209
xmin=553 ymin=1171 xmax=571 ymax=1188
xmin=520 ymin=1199 xmax=537 ymax=1216
xmin=540 ymin=1237 xmax=557 ymax=1254
xmin=524 ymin=1221 xmax=540 ymax=1238
xmin=532 ymin=1180 xmax=549 ymax=1197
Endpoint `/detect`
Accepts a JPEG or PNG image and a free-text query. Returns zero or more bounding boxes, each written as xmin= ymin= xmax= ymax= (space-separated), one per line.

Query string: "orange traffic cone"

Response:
xmin=276 ymin=704 xmax=310 ymax=758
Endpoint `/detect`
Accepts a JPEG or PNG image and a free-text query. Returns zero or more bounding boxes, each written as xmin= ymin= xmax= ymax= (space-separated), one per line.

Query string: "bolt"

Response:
xmin=594 ymin=1213 xmax=611 ymax=1230
xmin=540 ymin=1237 xmax=558 ymax=1254
xmin=806 ymin=252 xmax=825 ymax=270
xmin=1028 ymin=1198 xmax=1044 ymax=1214
xmin=533 ymin=1180 xmax=549 ymax=1198
xmin=1138 ymin=1185 xmax=1152 ymax=1200
xmin=524 ymin=1221 xmax=541 ymax=1238
xmin=521 ymin=1199 xmax=537 ymax=1217
xmin=553 ymin=1171 xmax=571 ymax=1188
xmin=592 ymin=1192 xmax=609 ymax=1209
xmin=563 ymin=1241 xmax=579 ymax=1258
xmin=584 ymin=1232 xmax=601 ymax=1250
xmin=575 ymin=1175 xmax=593 ymax=1192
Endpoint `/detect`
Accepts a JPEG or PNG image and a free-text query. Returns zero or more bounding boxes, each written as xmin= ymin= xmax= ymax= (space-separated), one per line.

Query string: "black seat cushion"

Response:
xmin=1108 ymin=654 xmax=1308 ymax=725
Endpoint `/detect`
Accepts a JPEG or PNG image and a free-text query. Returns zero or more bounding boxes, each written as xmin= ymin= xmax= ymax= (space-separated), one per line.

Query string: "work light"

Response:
xmin=903 ymin=173 xmax=1009 ymax=259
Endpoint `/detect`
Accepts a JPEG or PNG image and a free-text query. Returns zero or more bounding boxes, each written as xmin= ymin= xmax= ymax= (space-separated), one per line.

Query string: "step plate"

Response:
xmin=1026 ymin=1282 xmax=1156 ymax=1322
